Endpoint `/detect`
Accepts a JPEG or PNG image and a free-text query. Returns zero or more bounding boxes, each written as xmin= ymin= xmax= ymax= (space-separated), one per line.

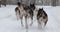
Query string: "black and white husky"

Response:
xmin=24 ymin=3 xmax=36 ymax=26
xmin=37 ymin=8 xmax=48 ymax=28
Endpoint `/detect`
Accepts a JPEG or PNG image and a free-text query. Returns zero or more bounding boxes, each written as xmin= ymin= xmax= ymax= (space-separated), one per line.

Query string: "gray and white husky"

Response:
xmin=37 ymin=8 xmax=48 ymax=28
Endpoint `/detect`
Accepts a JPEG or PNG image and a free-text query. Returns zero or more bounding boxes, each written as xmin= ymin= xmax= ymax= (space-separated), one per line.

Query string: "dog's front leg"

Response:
xmin=44 ymin=19 xmax=48 ymax=27
xmin=37 ymin=19 xmax=42 ymax=29
xmin=25 ymin=15 xmax=28 ymax=29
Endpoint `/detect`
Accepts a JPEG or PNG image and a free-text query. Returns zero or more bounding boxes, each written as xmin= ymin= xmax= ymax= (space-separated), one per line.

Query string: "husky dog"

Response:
xmin=29 ymin=3 xmax=36 ymax=26
xmin=15 ymin=2 xmax=30 ymax=29
xmin=23 ymin=3 xmax=36 ymax=26
xmin=37 ymin=8 xmax=48 ymax=28
xmin=15 ymin=2 xmax=26 ymax=27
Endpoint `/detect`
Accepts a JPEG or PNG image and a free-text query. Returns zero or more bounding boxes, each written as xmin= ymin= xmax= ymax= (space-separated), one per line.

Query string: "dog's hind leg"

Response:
xmin=30 ymin=16 xmax=33 ymax=26
xmin=25 ymin=15 xmax=28 ymax=29
xmin=20 ymin=16 xmax=24 ymax=27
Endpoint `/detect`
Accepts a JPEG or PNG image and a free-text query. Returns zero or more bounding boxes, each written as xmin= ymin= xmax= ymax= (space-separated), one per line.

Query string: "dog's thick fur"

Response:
xmin=37 ymin=8 xmax=48 ymax=28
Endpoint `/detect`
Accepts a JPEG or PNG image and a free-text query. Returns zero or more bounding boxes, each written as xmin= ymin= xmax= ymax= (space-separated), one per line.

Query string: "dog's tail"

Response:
xmin=15 ymin=7 xmax=19 ymax=12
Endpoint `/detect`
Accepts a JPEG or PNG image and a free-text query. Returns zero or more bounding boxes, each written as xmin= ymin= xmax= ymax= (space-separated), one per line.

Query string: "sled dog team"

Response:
xmin=15 ymin=2 xmax=48 ymax=29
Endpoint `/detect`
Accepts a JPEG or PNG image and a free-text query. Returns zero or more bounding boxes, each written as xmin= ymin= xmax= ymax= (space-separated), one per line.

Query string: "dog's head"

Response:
xmin=39 ymin=8 xmax=43 ymax=12
xmin=37 ymin=8 xmax=44 ymax=16
xmin=30 ymin=3 xmax=35 ymax=10
xmin=17 ymin=2 xmax=21 ymax=7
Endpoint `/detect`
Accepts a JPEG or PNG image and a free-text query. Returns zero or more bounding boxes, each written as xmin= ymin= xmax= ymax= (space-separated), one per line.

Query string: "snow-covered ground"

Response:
xmin=0 ymin=5 xmax=60 ymax=32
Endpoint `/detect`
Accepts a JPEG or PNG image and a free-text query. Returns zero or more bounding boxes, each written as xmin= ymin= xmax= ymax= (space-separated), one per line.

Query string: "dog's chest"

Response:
xmin=39 ymin=13 xmax=47 ymax=22
xmin=39 ymin=16 xmax=47 ymax=22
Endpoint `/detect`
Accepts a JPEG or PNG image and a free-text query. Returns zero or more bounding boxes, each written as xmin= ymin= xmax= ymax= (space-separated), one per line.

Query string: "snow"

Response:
xmin=0 ymin=5 xmax=60 ymax=32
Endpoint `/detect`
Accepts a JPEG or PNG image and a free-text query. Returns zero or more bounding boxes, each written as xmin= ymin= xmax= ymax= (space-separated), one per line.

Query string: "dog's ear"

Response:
xmin=39 ymin=8 xmax=43 ymax=11
xmin=30 ymin=3 xmax=35 ymax=8
xmin=30 ymin=3 xmax=34 ymax=6
xmin=39 ymin=8 xmax=41 ymax=11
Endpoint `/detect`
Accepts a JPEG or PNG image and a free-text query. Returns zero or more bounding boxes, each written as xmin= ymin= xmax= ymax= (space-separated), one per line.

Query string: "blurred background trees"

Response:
xmin=0 ymin=0 xmax=60 ymax=6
